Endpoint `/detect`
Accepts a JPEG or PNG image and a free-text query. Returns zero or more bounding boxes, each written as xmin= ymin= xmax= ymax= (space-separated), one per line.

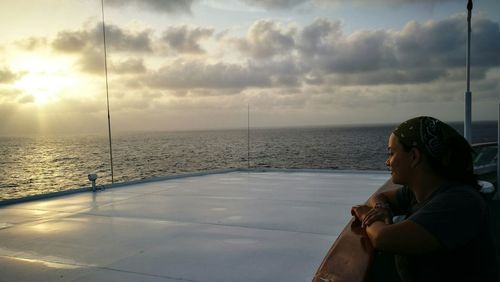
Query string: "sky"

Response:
xmin=0 ymin=0 xmax=499 ymax=135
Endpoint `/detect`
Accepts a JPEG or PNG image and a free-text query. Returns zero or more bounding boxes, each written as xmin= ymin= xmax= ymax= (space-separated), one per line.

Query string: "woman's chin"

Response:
xmin=391 ymin=174 xmax=403 ymax=185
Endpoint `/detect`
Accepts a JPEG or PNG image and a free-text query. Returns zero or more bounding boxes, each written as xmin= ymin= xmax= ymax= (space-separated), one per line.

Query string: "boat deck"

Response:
xmin=0 ymin=170 xmax=389 ymax=282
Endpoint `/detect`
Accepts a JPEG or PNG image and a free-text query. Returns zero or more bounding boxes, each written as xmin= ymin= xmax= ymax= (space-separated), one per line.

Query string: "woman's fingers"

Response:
xmin=351 ymin=205 xmax=370 ymax=219
xmin=363 ymin=208 xmax=389 ymax=226
xmin=352 ymin=205 xmax=390 ymax=227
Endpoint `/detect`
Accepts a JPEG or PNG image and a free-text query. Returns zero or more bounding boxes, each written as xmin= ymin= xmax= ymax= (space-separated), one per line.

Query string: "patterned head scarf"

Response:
xmin=393 ymin=116 xmax=462 ymax=160
xmin=393 ymin=116 xmax=477 ymax=187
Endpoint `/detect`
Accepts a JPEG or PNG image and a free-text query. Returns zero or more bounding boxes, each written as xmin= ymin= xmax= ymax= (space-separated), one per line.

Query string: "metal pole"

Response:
xmin=101 ymin=0 xmax=114 ymax=183
xmin=247 ymin=104 xmax=250 ymax=169
xmin=464 ymin=0 xmax=473 ymax=142
xmin=497 ymin=102 xmax=499 ymax=188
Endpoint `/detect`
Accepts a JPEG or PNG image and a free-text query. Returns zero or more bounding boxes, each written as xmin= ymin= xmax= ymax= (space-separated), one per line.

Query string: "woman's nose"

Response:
xmin=385 ymin=158 xmax=390 ymax=167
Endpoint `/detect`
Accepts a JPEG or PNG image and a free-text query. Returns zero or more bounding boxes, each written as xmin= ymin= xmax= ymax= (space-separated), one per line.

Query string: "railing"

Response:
xmin=312 ymin=179 xmax=401 ymax=282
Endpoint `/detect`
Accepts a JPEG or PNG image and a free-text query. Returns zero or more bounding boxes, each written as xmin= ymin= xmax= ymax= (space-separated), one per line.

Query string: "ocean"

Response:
xmin=0 ymin=122 xmax=497 ymax=201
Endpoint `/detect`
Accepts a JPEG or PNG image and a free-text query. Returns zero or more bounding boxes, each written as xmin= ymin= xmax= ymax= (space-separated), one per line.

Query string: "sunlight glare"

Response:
xmin=12 ymin=54 xmax=77 ymax=106
xmin=16 ymin=73 xmax=75 ymax=105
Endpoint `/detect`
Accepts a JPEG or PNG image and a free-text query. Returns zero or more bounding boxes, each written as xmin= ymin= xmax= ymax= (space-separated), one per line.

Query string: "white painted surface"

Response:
xmin=0 ymin=170 xmax=388 ymax=282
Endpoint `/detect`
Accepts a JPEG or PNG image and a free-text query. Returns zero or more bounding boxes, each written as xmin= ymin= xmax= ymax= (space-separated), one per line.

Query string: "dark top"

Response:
xmin=395 ymin=184 xmax=499 ymax=282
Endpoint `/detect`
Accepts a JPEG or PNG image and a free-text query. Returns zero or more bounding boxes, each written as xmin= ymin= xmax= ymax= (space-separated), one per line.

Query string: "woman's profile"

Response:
xmin=352 ymin=116 xmax=499 ymax=282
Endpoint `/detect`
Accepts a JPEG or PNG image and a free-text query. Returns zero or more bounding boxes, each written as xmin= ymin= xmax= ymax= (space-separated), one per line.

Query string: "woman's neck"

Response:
xmin=409 ymin=171 xmax=447 ymax=203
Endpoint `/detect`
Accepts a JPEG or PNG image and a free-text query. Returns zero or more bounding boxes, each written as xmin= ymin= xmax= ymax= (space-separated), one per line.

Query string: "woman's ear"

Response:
xmin=410 ymin=147 xmax=422 ymax=168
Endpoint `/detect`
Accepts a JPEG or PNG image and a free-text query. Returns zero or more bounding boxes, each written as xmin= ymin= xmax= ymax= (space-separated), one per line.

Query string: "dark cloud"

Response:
xmin=314 ymin=0 xmax=457 ymax=7
xmin=113 ymin=58 xmax=147 ymax=74
xmin=294 ymin=17 xmax=500 ymax=84
xmin=105 ymin=0 xmax=196 ymax=14
xmin=51 ymin=23 xmax=153 ymax=74
xmin=19 ymin=11 xmax=499 ymax=98
xmin=15 ymin=37 xmax=48 ymax=50
xmin=297 ymin=18 xmax=342 ymax=56
xmin=235 ymin=20 xmax=296 ymax=59
xmin=240 ymin=0 xmax=308 ymax=10
xmin=0 ymin=89 xmax=22 ymax=100
xmin=103 ymin=25 xmax=153 ymax=53
xmin=311 ymin=30 xmax=397 ymax=73
xmin=240 ymin=0 xmax=455 ymax=10
xmin=393 ymin=16 xmax=500 ymax=71
xmin=328 ymin=68 xmax=448 ymax=85
xmin=52 ymin=30 xmax=89 ymax=52
xmin=127 ymin=15 xmax=500 ymax=94
xmin=162 ymin=26 xmax=214 ymax=54
xmin=471 ymin=19 xmax=500 ymax=67
xmin=18 ymin=95 xmax=35 ymax=104
xmin=147 ymin=60 xmax=271 ymax=91
xmin=52 ymin=23 xmax=153 ymax=54
xmin=77 ymin=49 xmax=105 ymax=74
xmin=0 ymin=67 xmax=23 ymax=84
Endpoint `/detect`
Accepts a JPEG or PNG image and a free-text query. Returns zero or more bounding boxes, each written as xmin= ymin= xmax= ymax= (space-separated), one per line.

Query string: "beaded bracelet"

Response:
xmin=374 ymin=202 xmax=394 ymax=224
xmin=374 ymin=201 xmax=390 ymax=210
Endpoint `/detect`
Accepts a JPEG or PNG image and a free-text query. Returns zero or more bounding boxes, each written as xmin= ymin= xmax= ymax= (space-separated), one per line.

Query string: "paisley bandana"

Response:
xmin=393 ymin=116 xmax=459 ymax=160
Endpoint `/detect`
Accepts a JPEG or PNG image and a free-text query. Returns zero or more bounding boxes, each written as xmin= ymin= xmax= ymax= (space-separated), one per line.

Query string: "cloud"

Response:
xmin=52 ymin=23 xmax=153 ymax=54
xmin=239 ymin=0 xmax=456 ymax=10
xmin=104 ymin=25 xmax=153 ymax=53
xmin=314 ymin=0 xmax=453 ymax=4
xmin=77 ymin=49 xmax=105 ymax=74
xmin=162 ymin=26 xmax=214 ymax=54
xmin=240 ymin=0 xmax=308 ymax=10
xmin=105 ymin=0 xmax=196 ymax=14
xmin=297 ymin=18 xmax=342 ymax=56
xmin=392 ymin=16 xmax=500 ymax=74
xmin=17 ymin=95 xmax=34 ymax=104
xmin=305 ymin=29 xmax=397 ymax=74
xmin=147 ymin=60 xmax=272 ymax=92
xmin=0 ymin=67 xmax=23 ymax=84
xmin=113 ymin=58 xmax=147 ymax=74
xmin=118 ymin=14 xmax=500 ymax=100
xmin=0 ymin=89 xmax=23 ymax=102
xmin=291 ymin=16 xmax=500 ymax=84
xmin=15 ymin=37 xmax=48 ymax=50
xmin=234 ymin=20 xmax=296 ymax=59
xmin=52 ymin=30 xmax=89 ymax=52
xmin=51 ymin=23 xmax=153 ymax=74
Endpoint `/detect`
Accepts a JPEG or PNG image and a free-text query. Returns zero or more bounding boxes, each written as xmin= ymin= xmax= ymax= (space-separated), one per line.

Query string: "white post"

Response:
xmin=464 ymin=0 xmax=473 ymax=143
xmin=465 ymin=91 xmax=471 ymax=141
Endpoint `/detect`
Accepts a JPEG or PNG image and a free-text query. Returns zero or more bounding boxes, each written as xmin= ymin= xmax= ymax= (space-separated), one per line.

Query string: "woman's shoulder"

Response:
xmin=432 ymin=182 xmax=486 ymax=211
xmin=439 ymin=182 xmax=482 ymax=198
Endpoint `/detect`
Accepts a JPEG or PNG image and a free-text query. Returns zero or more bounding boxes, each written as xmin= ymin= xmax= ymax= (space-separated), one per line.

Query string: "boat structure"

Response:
xmin=473 ymin=142 xmax=498 ymax=190
xmin=0 ymin=169 xmax=391 ymax=281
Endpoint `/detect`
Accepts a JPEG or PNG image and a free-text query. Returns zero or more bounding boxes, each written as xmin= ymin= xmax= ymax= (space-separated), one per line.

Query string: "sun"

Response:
xmin=12 ymin=54 xmax=78 ymax=106
xmin=15 ymin=73 xmax=73 ymax=105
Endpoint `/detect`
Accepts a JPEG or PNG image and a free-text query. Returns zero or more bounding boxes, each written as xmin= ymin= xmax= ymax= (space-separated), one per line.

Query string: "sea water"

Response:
xmin=0 ymin=122 xmax=496 ymax=201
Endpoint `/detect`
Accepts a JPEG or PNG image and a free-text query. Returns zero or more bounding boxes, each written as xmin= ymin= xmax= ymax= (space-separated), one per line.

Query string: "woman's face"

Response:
xmin=386 ymin=133 xmax=414 ymax=185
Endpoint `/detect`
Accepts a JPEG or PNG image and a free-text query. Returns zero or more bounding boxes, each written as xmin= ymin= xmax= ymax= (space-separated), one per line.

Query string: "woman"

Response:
xmin=352 ymin=116 xmax=499 ymax=282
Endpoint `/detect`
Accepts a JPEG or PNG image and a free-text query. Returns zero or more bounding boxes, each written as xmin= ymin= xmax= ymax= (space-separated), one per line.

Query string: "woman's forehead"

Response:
xmin=388 ymin=133 xmax=397 ymax=146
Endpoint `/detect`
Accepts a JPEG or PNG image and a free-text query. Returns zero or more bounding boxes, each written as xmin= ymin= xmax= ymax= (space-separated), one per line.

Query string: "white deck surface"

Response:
xmin=0 ymin=170 xmax=388 ymax=282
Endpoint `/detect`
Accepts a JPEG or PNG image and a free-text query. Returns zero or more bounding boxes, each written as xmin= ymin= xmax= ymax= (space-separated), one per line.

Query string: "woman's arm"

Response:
xmin=367 ymin=189 xmax=403 ymax=214
xmin=365 ymin=220 xmax=441 ymax=254
xmin=353 ymin=205 xmax=442 ymax=254
xmin=358 ymin=189 xmax=403 ymax=227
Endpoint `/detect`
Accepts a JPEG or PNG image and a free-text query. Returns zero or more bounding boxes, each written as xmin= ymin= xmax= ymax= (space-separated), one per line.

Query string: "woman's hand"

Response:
xmin=362 ymin=206 xmax=392 ymax=227
xmin=351 ymin=205 xmax=392 ymax=228
xmin=351 ymin=205 xmax=371 ymax=227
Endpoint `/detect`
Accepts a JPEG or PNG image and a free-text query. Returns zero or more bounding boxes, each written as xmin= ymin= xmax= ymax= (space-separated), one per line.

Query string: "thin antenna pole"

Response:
xmin=247 ymin=103 xmax=250 ymax=169
xmin=101 ymin=0 xmax=114 ymax=183
xmin=464 ymin=0 xmax=473 ymax=142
